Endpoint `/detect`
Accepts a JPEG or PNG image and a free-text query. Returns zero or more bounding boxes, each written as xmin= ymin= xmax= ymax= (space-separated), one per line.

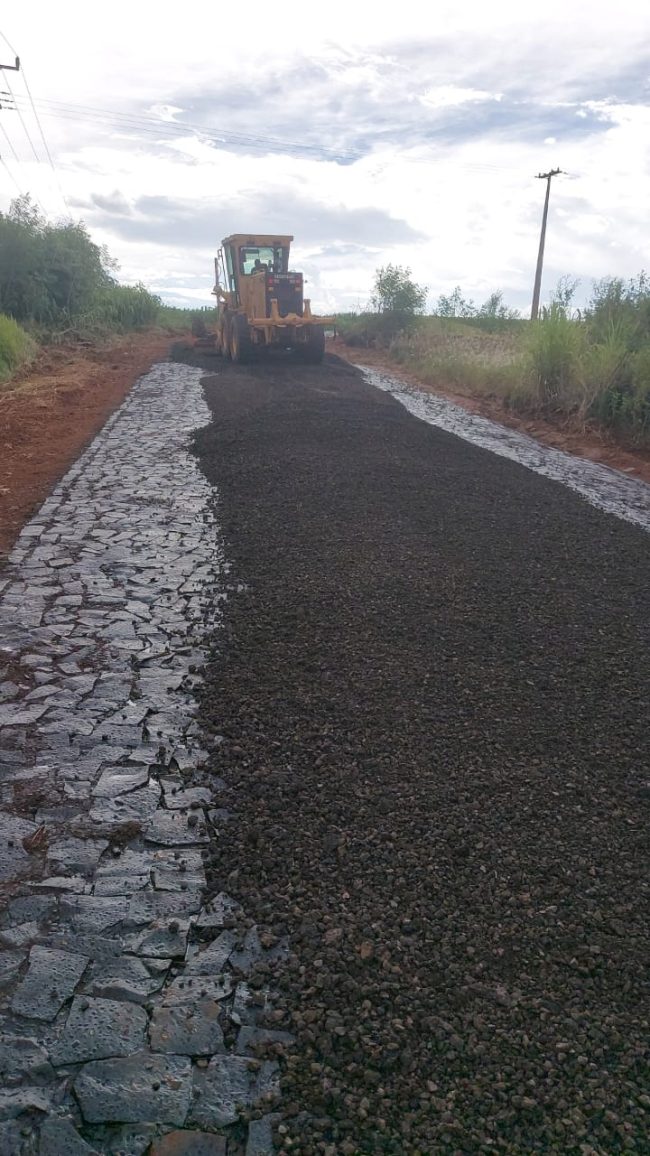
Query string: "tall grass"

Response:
xmin=65 ymin=284 xmax=162 ymax=337
xmin=0 ymin=313 xmax=36 ymax=382
xmin=158 ymin=305 xmax=198 ymax=332
xmin=526 ymin=304 xmax=584 ymax=405
xmin=390 ymin=318 xmax=526 ymax=400
xmin=525 ymin=279 xmax=650 ymax=442
xmin=339 ymin=274 xmax=650 ymax=445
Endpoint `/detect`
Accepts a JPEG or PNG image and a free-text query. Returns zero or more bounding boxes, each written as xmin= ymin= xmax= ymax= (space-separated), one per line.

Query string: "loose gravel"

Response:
xmin=190 ymin=351 xmax=650 ymax=1156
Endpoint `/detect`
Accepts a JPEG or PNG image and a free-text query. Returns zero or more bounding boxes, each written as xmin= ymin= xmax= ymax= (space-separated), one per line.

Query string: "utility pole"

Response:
xmin=531 ymin=167 xmax=562 ymax=321
xmin=0 ymin=58 xmax=20 ymax=190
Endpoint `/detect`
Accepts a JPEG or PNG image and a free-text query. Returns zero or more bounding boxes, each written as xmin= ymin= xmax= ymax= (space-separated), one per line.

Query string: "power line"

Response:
xmin=0 ymin=153 xmax=23 ymax=196
xmin=12 ymin=94 xmax=364 ymax=163
xmin=19 ymin=72 xmax=69 ymax=213
xmin=0 ymin=26 xmax=18 ymax=57
xmin=0 ymin=48 xmax=27 ymax=202
xmin=0 ymin=32 xmax=69 ymax=215
xmin=0 ymin=117 xmax=19 ymax=162
xmin=13 ymin=94 xmax=534 ymax=178
xmin=2 ymin=70 xmax=42 ymax=165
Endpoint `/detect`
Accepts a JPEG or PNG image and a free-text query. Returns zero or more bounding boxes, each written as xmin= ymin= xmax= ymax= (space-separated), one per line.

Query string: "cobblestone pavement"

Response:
xmin=0 ymin=364 xmax=284 ymax=1154
xmin=362 ymin=367 xmax=650 ymax=532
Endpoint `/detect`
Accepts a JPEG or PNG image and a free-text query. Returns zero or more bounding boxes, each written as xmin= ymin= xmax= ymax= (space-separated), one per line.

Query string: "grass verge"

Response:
xmin=338 ymin=304 xmax=650 ymax=447
xmin=0 ymin=314 xmax=37 ymax=383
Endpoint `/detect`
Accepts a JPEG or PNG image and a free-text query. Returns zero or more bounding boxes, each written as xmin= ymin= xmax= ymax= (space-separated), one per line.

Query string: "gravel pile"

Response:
xmin=189 ymin=351 xmax=649 ymax=1155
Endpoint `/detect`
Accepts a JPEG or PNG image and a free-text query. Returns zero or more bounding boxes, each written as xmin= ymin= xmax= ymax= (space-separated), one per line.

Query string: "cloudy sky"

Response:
xmin=1 ymin=1 xmax=649 ymax=313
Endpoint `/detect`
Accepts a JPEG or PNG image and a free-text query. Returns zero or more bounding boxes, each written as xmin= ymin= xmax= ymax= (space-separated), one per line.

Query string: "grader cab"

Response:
xmin=211 ymin=234 xmax=333 ymax=363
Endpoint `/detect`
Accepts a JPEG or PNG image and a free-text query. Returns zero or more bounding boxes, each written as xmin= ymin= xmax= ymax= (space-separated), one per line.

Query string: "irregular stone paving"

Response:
xmin=362 ymin=366 xmax=650 ymax=531
xmin=0 ymin=363 xmax=286 ymax=1154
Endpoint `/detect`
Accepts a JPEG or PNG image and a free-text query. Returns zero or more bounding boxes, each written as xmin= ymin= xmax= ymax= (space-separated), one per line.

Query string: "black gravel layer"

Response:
xmin=191 ymin=352 xmax=650 ymax=1155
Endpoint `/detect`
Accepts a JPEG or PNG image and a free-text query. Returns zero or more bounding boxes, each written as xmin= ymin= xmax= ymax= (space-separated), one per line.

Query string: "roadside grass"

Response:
xmin=0 ymin=314 xmax=37 ymax=383
xmin=389 ymin=317 xmax=528 ymax=402
xmin=158 ymin=304 xmax=199 ymax=331
xmin=41 ymin=287 xmax=186 ymax=343
xmin=339 ymin=282 xmax=650 ymax=446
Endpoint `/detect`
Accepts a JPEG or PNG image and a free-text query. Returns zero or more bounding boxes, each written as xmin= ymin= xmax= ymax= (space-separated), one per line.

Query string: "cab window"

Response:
xmin=239 ymin=246 xmax=288 ymax=275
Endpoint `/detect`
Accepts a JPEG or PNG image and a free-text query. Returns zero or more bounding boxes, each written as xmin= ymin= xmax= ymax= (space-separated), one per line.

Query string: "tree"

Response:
xmin=371 ymin=265 xmax=427 ymax=315
xmin=9 ymin=193 xmax=45 ymax=231
xmin=367 ymin=264 xmax=427 ymax=345
xmin=0 ymin=197 xmax=117 ymax=325
xmin=479 ymin=291 xmax=519 ymax=321
xmin=436 ymin=286 xmax=477 ymax=318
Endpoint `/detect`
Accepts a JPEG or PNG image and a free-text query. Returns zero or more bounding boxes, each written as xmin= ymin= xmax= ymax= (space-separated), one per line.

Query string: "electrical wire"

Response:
xmin=13 ymin=95 xmax=522 ymax=177
xmin=0 ymin=28 xmax=70 ymax=214
xmin=19 ymin=73 xmax=69 ymax=213
xmin=0 ymin=25 xmax=17 ymax=55
xmin=1 ymin=73 xmax=41 ymax=165
xmin=11 ymin=94 xmax=364 ymax=163
xmin=0 ymin=152 xmax=23 ymax=196
xmin=0 ymin=116 xmax=19 ymax=162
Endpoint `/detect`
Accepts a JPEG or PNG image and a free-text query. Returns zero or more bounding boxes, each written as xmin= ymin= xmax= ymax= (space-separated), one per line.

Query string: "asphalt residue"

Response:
xmin=190 ymin=350 xmax=650 ymax=1155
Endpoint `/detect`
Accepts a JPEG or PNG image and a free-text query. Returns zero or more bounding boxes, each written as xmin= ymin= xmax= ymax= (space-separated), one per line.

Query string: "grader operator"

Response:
xmin=211 ymin=234 xmax=333 ymax=363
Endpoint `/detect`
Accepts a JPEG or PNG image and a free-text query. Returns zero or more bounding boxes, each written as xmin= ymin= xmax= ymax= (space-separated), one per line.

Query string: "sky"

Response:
xmin=1 ymin=1 xmax=649 ymax=315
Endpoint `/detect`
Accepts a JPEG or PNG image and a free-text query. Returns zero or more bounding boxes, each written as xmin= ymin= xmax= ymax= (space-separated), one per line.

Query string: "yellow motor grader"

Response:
xmin=209 ymin=234 xmax=334 ymax=363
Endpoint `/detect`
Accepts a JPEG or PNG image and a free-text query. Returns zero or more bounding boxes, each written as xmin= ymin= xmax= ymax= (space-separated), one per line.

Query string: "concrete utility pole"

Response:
xmin=531 ymin=168 xmax=562 ymax=321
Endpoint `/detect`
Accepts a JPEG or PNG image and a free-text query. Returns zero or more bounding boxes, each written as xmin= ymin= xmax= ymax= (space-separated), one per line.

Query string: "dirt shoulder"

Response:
xmin=331 ymin=338 xmax=650 ymax=485
xmin=0 ymin=330 xmax=178 ymax=556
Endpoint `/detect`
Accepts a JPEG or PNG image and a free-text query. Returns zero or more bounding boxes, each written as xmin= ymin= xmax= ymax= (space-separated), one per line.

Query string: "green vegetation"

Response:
xmin=345 ymin=264 xmax=427 ymax=345
xmin=526 ymin=275 xmax=650 ymax=440
xmin=0 ymin=195 xmax=192 ymax=379
xmin=371 ymin=264 xmax=427 ymax=315
xmin=0 ymin=313 xmax=36 ymax=382
xmin=162 ymin=305 xmax=206 ymax=332
xmin=389 ymin=317 xmax=525 ymax=399
xmin=339 ymin=272 xmax=650 ymax=445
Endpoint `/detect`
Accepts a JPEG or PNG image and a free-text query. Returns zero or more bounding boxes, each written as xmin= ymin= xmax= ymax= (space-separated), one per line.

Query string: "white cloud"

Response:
xmin=1 ymin=1 xmax=649 ymax=313
xmin=419 ymin=86 xmax=502 ymax=110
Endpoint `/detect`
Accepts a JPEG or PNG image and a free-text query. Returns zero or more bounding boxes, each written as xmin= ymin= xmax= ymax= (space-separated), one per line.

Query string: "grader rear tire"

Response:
xmin=230 ymin=314 xmax=253 ymax=364
xmin=300 ymin=325 xmax=325 ymax=364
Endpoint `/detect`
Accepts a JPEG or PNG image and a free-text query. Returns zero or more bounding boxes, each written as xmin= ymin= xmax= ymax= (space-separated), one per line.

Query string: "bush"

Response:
xmin=0 ymin=313 xmax=36 ymax=381
xmin=0 ymin=196 xmax=115 ymax=326
xmin=336 ymin=312 xmax=417 ymax=348
xmin=348 ymin=264 xmax=429 ymax=347
xmin=371 ymin=265 xmax=427 ymax=315
xmin=0 ymin=194 xmax=174 ymax=339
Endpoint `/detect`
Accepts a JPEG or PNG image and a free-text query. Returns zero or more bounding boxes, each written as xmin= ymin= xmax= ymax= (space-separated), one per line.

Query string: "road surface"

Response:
xmin=0 ymin=347 xmax=647 ymax=1154
xmin=192 ymin=350 xmax=649 ymax=1155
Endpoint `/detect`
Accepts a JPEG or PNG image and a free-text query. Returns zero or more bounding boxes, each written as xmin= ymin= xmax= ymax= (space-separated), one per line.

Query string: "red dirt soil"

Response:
xmin=331 ymin=339 xmax=650 ymax=486
xmin=0 ymin=331 xmax=175 ymax=557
